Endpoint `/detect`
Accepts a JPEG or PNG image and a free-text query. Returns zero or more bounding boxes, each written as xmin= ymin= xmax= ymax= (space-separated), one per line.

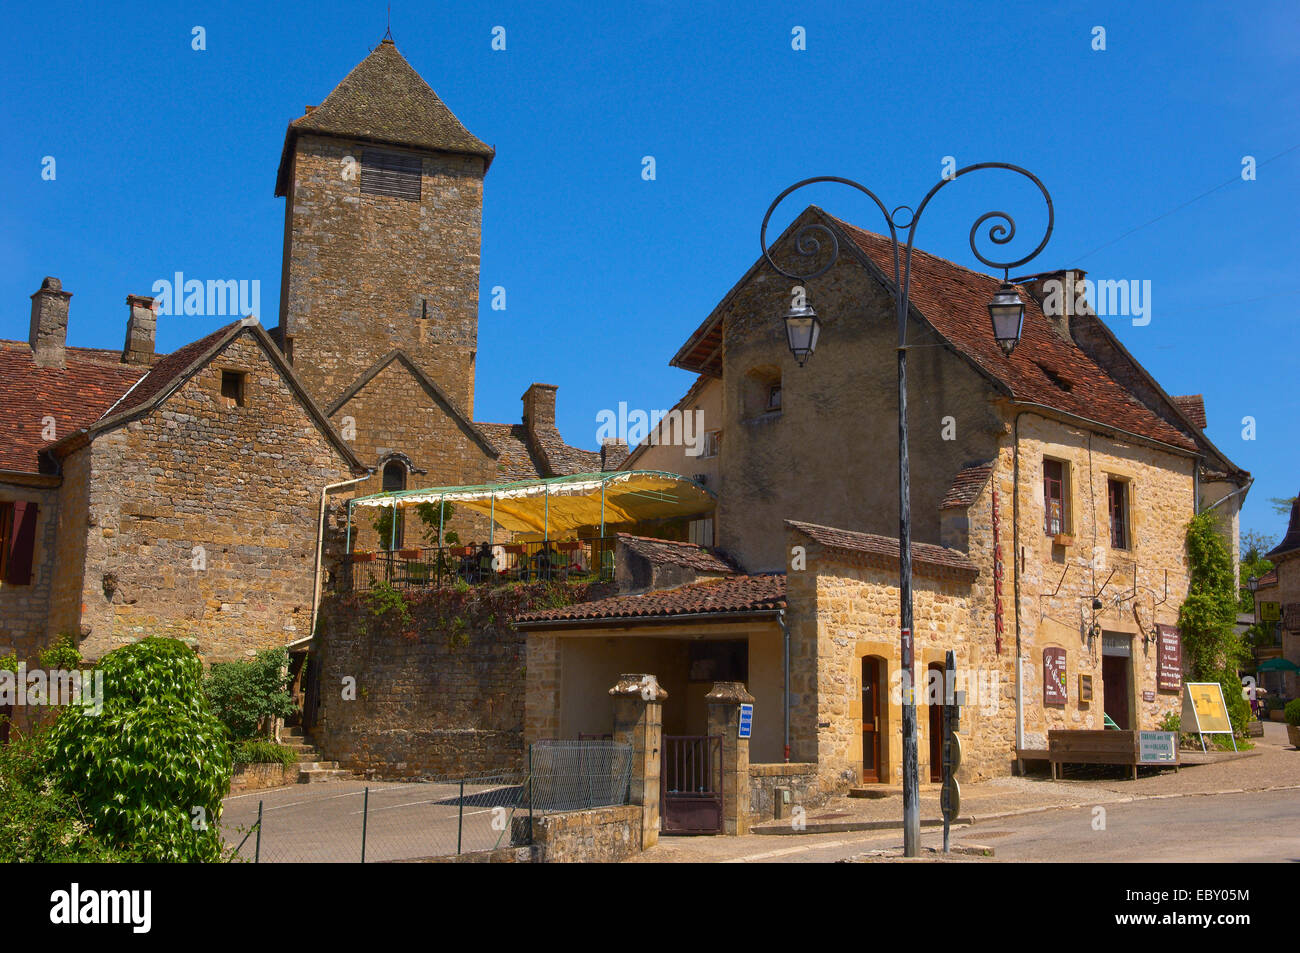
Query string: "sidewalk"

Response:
xmin=629 ymin=722 xmax=1300 ymax=862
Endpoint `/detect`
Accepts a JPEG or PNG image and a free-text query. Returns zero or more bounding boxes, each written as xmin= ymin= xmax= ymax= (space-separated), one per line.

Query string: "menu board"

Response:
xmin=1156 ymin=624 xmax=1182 ymax=692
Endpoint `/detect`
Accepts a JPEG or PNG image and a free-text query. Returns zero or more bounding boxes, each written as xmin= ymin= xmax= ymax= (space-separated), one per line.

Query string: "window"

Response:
xmin=688 ymin=518 xmax=714 ymax=547
xmin=220 ymin=371 xmax=246 ymax=408
xmin=702 ymin=430 xmax=721 ymax=459
xmin=766 ymin=384 xmax=782 ymax=412
xmin=1108 ymin=478 xmax=1129 ymax=549
xmin=1043 ymin=458 xmax=1068 ymax=536
xmin=743 ymin=365 xmax=782 ymax=419
xmin=380 ymin=461 xmax=407 ymax=549
xmin=361 ymin=149 xmax=422 ymax=200
xmin=0 ymin=500 xmax=38 ymax=585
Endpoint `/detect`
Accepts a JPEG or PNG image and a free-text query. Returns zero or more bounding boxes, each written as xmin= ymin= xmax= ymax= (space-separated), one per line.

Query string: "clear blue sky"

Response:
xmin=2 ymin=1 xmax=1295 ymax=544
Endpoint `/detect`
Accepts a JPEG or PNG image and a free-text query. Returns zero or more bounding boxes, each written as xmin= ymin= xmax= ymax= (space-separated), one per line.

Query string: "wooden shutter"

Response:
xmin=5 ymin=500 xmax=38 ymax=585
xmin=360 ymin=150 xmax=422 ymax=200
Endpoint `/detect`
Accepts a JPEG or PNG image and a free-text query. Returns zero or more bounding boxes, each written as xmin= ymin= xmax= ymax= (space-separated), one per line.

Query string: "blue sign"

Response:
xmin=738 ymin=703 xmax=753 ymax=739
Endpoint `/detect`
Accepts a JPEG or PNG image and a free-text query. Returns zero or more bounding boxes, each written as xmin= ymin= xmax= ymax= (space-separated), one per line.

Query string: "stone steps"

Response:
xmin=282 ymin=725 xmax=354 ymax=782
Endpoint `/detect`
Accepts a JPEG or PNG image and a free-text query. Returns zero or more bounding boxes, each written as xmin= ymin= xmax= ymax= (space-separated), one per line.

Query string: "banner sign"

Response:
xmin=1043 ymin=647 xmax=1067 ymax=705
xmin=1156 ymin=624 xmax=1182 ymax=692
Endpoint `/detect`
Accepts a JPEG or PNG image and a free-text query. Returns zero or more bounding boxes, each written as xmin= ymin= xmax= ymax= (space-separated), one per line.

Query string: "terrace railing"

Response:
xmin=337 ymin=535 xmax=617 ymax=593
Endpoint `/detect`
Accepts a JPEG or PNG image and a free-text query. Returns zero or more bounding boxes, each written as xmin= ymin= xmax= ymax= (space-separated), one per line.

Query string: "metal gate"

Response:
xmin=661 ymin=735 xmax=722 ymax=835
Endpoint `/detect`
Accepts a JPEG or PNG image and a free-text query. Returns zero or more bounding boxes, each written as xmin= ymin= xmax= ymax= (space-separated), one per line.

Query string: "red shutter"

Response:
xmin=5 ymin=501 xmax=38 ymax=585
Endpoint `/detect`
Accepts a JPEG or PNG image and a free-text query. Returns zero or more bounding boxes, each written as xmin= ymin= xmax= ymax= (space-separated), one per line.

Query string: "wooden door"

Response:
xmin=861 ymin=657 xmax=881 ymax=783
xmin=928 ymin=662 xmax=944 ymax=783
xmin=1102 ymin=655 xmax=1130 ymax=729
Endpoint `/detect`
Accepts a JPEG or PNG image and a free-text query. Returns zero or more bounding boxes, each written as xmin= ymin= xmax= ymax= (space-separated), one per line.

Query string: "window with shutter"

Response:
xmin=3 ymin=500 xmax=38 ymax=586
xmin=360 ymin=149 xmax=422 ymax=200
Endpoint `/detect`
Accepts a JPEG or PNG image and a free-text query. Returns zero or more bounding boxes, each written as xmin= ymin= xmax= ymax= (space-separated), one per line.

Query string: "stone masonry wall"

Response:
xmin=280 ymin=134 xmax=484 ymax=418
xmin=72 ymin=331 xmax=353 ymax=662
xmin=0 ymin=480 xmax=59 ymax=663
xmin=313 ymin=582 xmax=614 ymax=778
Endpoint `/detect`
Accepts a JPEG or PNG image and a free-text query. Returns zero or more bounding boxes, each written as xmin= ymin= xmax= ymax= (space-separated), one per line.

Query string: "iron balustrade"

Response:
xmin=338 ymin=535 xmax=618 ymax=592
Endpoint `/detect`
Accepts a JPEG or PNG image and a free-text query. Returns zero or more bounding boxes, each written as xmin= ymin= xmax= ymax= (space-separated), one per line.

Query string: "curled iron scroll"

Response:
xmin=760 ymin=163 xmax=1053 ymax=282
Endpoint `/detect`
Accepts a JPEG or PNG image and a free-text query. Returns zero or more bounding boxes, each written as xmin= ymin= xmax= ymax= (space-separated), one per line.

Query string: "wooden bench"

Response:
xmin=1046 ymin=729 xmax=1179 ymax=780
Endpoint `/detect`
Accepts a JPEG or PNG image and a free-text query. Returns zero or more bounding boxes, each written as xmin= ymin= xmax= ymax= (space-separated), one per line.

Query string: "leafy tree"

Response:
xmin=1238 ymin=530 xmax=1275 ymax=613
xmin=37 ymin=633 xmax=82 ymax=671
xmin=203 ymin=647 xmax=297 ymax=742
xmin=47 ymin=637 xmax=232 ymax=862
xmin=1178 ymin=513 xmax=1250 ymax=735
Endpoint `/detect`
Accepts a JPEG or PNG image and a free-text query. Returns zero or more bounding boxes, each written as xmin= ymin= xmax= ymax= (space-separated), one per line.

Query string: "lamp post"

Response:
xmin=759 ymin=163 xmax=1053 ymax=857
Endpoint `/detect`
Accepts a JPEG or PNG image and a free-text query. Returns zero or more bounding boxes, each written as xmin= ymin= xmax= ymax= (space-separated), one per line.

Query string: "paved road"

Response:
xmin=963 ymin=789 xmax=1300 ymax=863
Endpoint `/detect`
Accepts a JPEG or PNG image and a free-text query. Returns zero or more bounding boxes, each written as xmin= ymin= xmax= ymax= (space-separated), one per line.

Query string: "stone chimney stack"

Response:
xmin=601 ymin=439 xmax=629 ymax=471
xmin=1018 ymin=269 xmax=1088 ymax=344
xmin=29 ymin=277 xmax=71 ymax=368
xmin=521 ymin=383 xmax=558 ymax=438
xmin=122 ymin=294 xmax=158 ymax=364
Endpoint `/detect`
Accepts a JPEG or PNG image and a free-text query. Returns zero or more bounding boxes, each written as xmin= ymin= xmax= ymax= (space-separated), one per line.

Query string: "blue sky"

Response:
xmin=2 ymin=1 xmax=1296 ymax=543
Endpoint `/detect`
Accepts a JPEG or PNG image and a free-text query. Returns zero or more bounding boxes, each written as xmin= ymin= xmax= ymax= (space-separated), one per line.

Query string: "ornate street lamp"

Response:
xmin=784 ymin=299 xmax=821 ymax=367
xmin=759 ymin=164 xmax=1053 ymax=858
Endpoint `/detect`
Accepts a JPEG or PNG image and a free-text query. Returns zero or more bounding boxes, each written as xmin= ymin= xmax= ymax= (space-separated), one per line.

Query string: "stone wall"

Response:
xmin=0 ymin=478 xmax=60 ymax=663
xmin=515 ymin=805 xmax=642 ymax=863
xmin=68 ymin=331 xmax=354 ymax=662
xmin=748 ymin=762 xmax=826 ymax=820
xmin=1003 ymin=412 xmax=1191 ymax=747
xmin=279 ymin=134 xmax=484 ymax=418
xmin=312 ymin=581 xmax=614 ymax=778
xmin=229 ymin=762 xmax=300 ymax=793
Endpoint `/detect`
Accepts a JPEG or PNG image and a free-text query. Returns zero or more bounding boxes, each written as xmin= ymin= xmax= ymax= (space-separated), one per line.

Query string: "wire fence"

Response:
xmin=222 ymin=741 xmax=632 ymax=863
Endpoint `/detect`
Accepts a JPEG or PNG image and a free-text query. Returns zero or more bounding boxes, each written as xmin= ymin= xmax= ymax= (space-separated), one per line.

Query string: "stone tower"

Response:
xmin=273 ymin=38 xmax=494 ymax=418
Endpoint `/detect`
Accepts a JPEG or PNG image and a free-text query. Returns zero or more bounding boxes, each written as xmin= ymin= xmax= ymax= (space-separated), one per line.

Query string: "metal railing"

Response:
xmin=338 ymin=536 xmax=617 ymax=592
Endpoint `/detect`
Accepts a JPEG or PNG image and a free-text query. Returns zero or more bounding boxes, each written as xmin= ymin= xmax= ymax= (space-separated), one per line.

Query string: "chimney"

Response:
xmin=122 ymin=295 xmax=158 ymax=364
xmin=601 ymin=439 xmax=629 ymax=472
xmin=1018 ymin=269 xmax=1088 ymax=344
xmin=29 ymin=277 xmax=71 ymax=368
xmin=521 ymin=383 xmax=558 ymax=437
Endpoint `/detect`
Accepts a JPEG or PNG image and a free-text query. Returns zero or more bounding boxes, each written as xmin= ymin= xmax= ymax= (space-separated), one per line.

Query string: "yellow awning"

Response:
xmin=348 ymin=470 xmax=715 ymax=536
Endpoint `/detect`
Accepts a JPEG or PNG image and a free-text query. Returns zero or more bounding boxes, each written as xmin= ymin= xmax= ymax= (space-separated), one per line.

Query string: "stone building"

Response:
xmin=520 ymin=207 xmax=1250 ymax=799
xmin=0 ymin=39 xmax=601 ymax=674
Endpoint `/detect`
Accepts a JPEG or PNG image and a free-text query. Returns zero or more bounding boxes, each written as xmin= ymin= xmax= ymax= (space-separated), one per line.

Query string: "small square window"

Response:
xmin=221 ymin=371 xmax=247 ymax=408
xmin=702 ymin=430 xmax=722 ymax=458
xmin=767 ymin=384 xmax=782 ymax=412
xmin=1108 ymin=478 xmax=1130 ymax=549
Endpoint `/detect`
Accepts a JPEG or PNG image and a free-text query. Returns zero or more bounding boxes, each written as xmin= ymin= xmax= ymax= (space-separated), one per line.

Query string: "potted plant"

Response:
xmin=349 ymin=551 xmax=376 ymax=563
xmin=1286 ymin=699 xmax=1300 ymax=749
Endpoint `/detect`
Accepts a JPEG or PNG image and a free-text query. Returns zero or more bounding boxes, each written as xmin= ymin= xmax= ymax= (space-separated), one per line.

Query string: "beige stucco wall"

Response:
xmin=629 ymin=377 xmax=724 ymax=493
xmin=709 ymin=217 xmax=1004 ymax=573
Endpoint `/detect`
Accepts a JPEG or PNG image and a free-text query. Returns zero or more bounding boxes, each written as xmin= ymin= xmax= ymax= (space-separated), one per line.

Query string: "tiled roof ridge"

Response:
xmin=785 ymin=518 xmax=978 ymax=576
xmin=940 ymin=462 xmax=994 ymax=510
xmin=514 ymin=572 xmax=787 ymax=625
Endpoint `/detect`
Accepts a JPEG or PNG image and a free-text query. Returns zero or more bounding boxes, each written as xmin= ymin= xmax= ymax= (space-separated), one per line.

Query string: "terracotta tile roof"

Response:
xmin=1257 ymin=569 xmax=1278 ymax=588
xmin=786 ymin=519 xmax=978 ymax=578
xmin=106 ymin=324 xmax=237 ymax=420
xmin=940 ymin=463 xmax=993 ymax=510
xmin=617 ymin=533 xmax=736 ymax=574
xmin=0 ymin=342 xmax=144 ymax=473
xmin=830 ymin=217 xmax=1197 ymax=451
xmin=1171 ymin=394 xmax=1206 ymax=430
xmin=514 ymin=574 xmax=786 ymax=625
xmin=476 ymin=422 xmax=545 ymax=481
xmin=276 ymin=38 xmax=493 ymax=196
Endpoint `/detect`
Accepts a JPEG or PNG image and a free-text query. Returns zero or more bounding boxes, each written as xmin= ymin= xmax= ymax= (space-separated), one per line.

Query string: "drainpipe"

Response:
xmin=777 ymin=608 xmax=791 ymax=762
xmin=310 ymin=473 xmax=373 ymax=645
xmin=1012 ymin=412 xmax=1026 ymax=759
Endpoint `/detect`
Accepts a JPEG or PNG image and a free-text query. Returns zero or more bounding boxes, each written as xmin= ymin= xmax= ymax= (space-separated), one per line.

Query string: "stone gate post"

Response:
xmin=706 ymin=681 xmax=754 ymax=836
xmin=610 ymin=673 xmax=667 ymax=849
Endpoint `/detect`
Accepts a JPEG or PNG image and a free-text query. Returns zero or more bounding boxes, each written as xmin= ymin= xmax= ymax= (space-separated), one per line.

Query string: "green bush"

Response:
xmin=1285 ymin=699 xmax=1300 ymax=728
xmin=47 ymin=637 xmax=232 ymax=862
xmin=0 ymin=727 xmax=130 ymax=862
xmin=203 ymin=647 xmax=297 ymax=742
xmin=37 ymin=633 xmax=82 ymax=671
xmin=1157 ymin=711 xmax=1180 ymax=733
xmin=232 ymin=740 xmax=297 ymax=767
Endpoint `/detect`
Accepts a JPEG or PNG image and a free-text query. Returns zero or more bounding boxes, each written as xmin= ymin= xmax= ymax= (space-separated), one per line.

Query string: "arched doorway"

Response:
xmin=380 ymin=460 xmax=407 ymax=549
xmin=928 ymin=662 xmax=945 ymax=783
xmin=861 ymin=656 xmax=883 ymax=783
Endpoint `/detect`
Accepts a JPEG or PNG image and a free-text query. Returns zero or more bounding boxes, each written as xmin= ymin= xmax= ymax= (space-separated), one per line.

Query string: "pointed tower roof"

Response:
xmin=1266 ymin=494 xmax=1300 ymax=563
xmin=275 ymin=38 xmax=493 ymax=195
